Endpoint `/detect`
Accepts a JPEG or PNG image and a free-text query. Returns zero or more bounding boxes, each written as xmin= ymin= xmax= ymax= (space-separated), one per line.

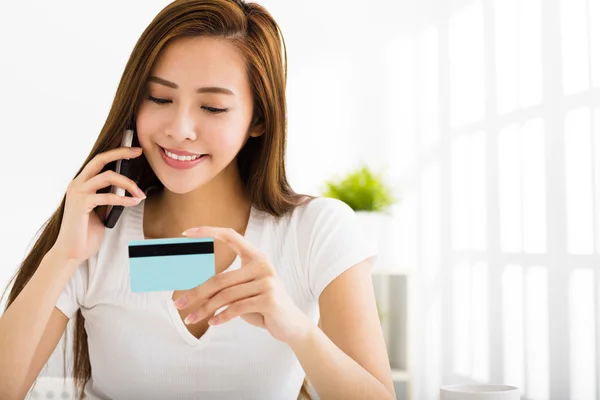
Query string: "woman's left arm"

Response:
xmin=288 ymin=258 xmax=395 ymax=400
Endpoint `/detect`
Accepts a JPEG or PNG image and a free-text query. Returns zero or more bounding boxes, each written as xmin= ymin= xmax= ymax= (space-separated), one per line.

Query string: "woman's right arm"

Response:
xmin=0 ymin=248 xmax=79 ymax=399
xmin=0 ymin=144 xmax=147 ymax=399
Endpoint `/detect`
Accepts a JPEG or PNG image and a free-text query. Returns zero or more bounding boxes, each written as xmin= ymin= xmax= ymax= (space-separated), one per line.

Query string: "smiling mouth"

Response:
xmin=160 ymin=147 xmax=207 ymax=161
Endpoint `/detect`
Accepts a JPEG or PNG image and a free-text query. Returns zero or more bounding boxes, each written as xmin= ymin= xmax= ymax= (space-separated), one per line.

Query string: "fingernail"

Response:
xmin=184 ymin=313 xmax=196 ymax=325
xmin=174 ymin=296 xmax=187 ymax=309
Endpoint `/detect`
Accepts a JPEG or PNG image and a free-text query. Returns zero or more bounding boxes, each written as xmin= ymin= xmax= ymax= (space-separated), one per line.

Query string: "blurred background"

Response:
xmin=1 ymin=0 xmax=599 ymax=399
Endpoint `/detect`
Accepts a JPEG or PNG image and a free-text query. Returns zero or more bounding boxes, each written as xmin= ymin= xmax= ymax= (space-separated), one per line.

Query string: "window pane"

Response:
xmin=498 ymin=124 xmax=522 ymax=252
xmin=453 ymin=261 xmax=471 ymax=376
xmin=569 ymin=269 xmax=597 ymax=400
xmin=472 ymin=263 xmax=489 ymax=382
xmin=525 ymin=266 xmax=549 ymax=400
xmin=589 ymin=0 xmax=600 ymax=87
xmin=449 ymin=1 xmax=484 ymax=126
xmin=502 ymin=265 xmax=525 ymax=389
xmin=417 ymin=26 xmax=440 ymax=151
xmin=384 ymin=34 xmax=417 ymax=183
xmin=421 ymin=161 xmax=441 ymax=281
xmin=565 ymin=108 xmax=595 ymax=254
xmin=522 ymin=119 xmax=546 ymax=253
xmin=452 ymin=133 xmax=487 ymax=251
xmin=470 ymin=131 xmax=487 ymax=251
xmin=594 ymin=108 xmax=600 ymax=255
xmin=424 ymin=295 xmax=443 ymax=399
xmin=494 ymin=0 xmax=518 ymax=114
xmin=560 ymin=0 xmax=590 ymax=94
xmin=452 ymin=136 xmax=469 ymax=251
xmin=518 ymin=0 xmax=542 ymax=107
xmin=495 ymin=0 xmax=542 ymax=112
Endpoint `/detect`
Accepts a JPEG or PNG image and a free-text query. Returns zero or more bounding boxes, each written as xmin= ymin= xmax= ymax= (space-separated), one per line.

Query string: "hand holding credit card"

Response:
xmin=128 ymin=237 xmax=215 ymax=292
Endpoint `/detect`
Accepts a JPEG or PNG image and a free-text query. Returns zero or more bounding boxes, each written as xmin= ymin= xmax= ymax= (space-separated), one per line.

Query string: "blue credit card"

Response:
xmin=128 ymin=237 xmax=215 ymax=292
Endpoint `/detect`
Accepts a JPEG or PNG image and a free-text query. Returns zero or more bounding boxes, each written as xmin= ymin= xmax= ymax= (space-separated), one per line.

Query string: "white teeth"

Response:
xmin=164 ymin=149 xmax=202 ymax=161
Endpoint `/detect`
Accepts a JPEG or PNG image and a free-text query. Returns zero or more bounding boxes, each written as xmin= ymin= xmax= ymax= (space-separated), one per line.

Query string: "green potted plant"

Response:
xmin=321 ymin=164 xmax=401 ymax=271
xmin=321 ymin=164 xmax=399 ymax=214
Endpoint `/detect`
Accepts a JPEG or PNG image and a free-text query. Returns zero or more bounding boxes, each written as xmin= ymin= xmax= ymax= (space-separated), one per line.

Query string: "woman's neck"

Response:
xmin=144 ymin=162 xmax=252 ymax=239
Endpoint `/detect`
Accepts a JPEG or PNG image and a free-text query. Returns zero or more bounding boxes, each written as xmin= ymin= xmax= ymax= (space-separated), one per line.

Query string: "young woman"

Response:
xmin=0 ymin=1 xmax=394 ymax=399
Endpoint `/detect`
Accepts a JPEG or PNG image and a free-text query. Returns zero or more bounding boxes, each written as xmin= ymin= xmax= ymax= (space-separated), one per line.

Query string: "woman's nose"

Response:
xmin=165 ymin=107 xmax=197 ymax=141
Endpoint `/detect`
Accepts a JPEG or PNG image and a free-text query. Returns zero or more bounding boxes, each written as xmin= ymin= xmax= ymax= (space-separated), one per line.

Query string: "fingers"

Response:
xmin=183 ymin=226 xmax=261 ymax=263
xmin=173 ymin=266 xmax=257 ymax=309
xmin=208 ymin=297 xmax=263 ymax=325
xmin=81 ymin=170 xmax=146 ymax=198
xmin=183 ymin=279 xmax=266 ymax=324
xmin=77 ymin=146 xmax=143 ymax=183
xmin=83 ymin=193 xmax=143 ymax=213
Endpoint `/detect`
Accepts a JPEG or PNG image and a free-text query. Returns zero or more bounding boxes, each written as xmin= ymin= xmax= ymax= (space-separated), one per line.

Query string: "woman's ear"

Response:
xmin=248 ymin=119 xmax=265 ymax=138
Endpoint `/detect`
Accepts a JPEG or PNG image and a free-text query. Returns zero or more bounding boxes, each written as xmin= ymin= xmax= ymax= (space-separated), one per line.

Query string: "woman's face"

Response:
xmin=136 ymin=36 xmax=262 ymax=194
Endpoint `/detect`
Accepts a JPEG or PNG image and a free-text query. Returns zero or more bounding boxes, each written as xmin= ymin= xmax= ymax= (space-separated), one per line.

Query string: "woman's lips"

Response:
xmin=159 ymin=146 xmax=208 ymax=170
xmin=162 ymin=147 xmax=203 ymax=157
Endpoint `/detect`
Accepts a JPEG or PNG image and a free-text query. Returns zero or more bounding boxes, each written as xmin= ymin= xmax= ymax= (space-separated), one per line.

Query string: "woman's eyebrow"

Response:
xmin=147 ymin=76 xmax=234 ymax=95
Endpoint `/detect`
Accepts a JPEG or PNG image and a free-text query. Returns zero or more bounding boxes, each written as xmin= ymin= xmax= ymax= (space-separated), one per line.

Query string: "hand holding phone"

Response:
xmin=53 ymin=145 xmax=145 ymax=264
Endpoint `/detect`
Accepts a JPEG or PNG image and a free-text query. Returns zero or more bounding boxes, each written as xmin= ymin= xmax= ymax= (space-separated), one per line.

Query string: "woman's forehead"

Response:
xmin=149 ymin=36 xmax=249 ymax=95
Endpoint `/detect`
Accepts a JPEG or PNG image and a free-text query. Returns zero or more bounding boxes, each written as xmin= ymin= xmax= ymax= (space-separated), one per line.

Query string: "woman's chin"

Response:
xmin=148 ymin=153 xmax=232 ymax=195
xmin=158 ymin=178 xmax=208 ymax=195
xmin=147 ymin=157 xmax=213 ymax=194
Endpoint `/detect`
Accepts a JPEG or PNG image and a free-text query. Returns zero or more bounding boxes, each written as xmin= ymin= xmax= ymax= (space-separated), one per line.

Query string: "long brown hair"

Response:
xmin=2 ymin=0 xmax=313 ymax=398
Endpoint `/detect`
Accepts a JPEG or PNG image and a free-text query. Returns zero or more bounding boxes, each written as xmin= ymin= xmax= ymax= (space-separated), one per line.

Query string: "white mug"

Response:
xmin=440 ymin=384 xmax=521 ymax=400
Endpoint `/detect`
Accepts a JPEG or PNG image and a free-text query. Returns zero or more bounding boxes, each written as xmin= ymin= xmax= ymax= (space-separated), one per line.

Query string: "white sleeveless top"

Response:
xmin=55 ymin=197 xmax=377 ymax=400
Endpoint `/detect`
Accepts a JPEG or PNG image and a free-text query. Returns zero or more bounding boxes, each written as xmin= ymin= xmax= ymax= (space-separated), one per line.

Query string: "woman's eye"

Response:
xmin=147 ymin=96 xmax=170 ymax=105
xmin=147 ymin=96 xmax=227 ymax=114
xmin=202 ymin=106 xmax=228 ymax=114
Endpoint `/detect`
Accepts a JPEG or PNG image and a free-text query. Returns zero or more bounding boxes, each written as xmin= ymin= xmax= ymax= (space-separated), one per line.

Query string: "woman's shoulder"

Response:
xmin=254 ymin=196 xmax=355 ymax=241
xmin=255 ymin=196 xmax=353 ymax=224
xmin=292 ymin=196 xmax=355 ymax=225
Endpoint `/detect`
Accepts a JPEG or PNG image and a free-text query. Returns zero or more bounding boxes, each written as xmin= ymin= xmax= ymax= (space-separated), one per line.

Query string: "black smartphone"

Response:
xmin=103 ymin=128 xmax=141 ymax=228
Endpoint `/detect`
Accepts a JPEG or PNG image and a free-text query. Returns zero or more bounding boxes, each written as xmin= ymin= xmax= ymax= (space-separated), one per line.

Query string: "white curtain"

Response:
xmin=400 ymin=0 xmax=600 ymax=399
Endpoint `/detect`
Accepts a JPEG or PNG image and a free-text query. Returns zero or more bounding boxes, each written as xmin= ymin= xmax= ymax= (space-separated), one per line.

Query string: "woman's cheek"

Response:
xmin=135 ymin=109 xmax=164 ymax=147
xmin=207 ymin=128 xmax=247 ymax=154
xmin=134 ymin=120 xmax=152 ymax=148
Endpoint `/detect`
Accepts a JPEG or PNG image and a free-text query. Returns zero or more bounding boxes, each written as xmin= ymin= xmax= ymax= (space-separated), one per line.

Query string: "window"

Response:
xmin=404 ymin=0 xmax=600 ymax=398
